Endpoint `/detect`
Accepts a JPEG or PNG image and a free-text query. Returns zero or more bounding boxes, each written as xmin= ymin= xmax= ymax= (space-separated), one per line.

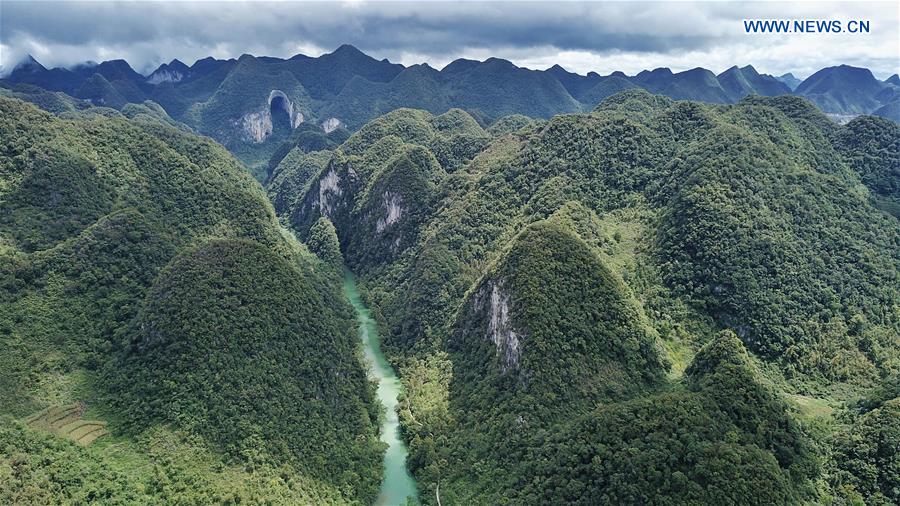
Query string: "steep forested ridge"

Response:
xmin=0 ymin=97 xmax=383 ymax=504
xmin=4 ymin=48 xmax=897 ymax=181
xmin=273 ymin=89 xmax=898 ymax=504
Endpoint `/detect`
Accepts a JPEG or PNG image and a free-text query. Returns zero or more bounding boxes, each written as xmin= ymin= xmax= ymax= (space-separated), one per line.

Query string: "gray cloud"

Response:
xmin=2 ymin=1 xmax=897 ymax=79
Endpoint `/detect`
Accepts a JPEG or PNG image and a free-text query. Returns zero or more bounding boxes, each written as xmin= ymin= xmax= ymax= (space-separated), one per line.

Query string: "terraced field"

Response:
xmin=24 ymin=404 xmax=109 ymax=446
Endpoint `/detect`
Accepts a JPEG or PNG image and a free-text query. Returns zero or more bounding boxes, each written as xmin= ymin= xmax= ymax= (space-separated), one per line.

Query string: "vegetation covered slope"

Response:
xmin=655 ymin=106 xmax=898 ymax=378
xmin=833 ymin=114 xmax=900 ymax=216
xmin=450 ymin=219 xmax=666 ymax=413
xmin=0 ymin=97 xmax=382 ymax=504
xmin=16 ymin=47 xmax=898 ymax=185
xmin=830 ymin=395 xmax=900 ymax=504
xmin=522 ymin=331 xmax=818 ymax=505
xmin=279 ymin=107 xmax=490 ymax=273
xmin=270 ymin=89 xmax=898 ymax=504
xmin=3 ymin=64 xmax=898 ymax=502
xmin=429 ymin=219 xmax=673 ymax=503
xmin=118 ymin=239 xmax=383 ymax=498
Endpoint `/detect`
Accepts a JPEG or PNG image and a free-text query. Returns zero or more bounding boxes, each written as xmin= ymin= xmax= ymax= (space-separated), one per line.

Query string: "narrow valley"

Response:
xmin=344 ymin=271 xmax=420 ymax=506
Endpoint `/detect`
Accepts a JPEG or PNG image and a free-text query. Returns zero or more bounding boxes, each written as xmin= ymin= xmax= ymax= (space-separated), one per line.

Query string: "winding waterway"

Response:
xmin=343 ymin=271 xmax=420 ymax=506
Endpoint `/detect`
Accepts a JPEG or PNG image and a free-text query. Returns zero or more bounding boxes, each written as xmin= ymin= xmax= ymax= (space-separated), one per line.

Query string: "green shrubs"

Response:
xmin=0 ymin=143 xmax=114 ymax=252
xmin=0 ymin=421 xmax=149 ymax=504
xmin=833 ymin=114 xmax=900 ymax=216
xmin=451 ymin=220 xmax=666 ymax=413
xmin=831 ymin=396 xmax=900 ymax=504
xmin=270 ymin=92 xmax=898 ymax=503
xmin=656 ymin=119 xmax=898 ymax=373
xmin=0 ymin=97 xmax=384 ymax=504
xmin=432 ymin=332 xmax=819 ymax=504
xmin=306 ymin=217 xmax=344 ymax=271
xmin=267 ymin=149 xmax=332 ymax=217
xmin=118 ymin=239 xmax=383 ymax=500
xmin=5 ymin=79 xmax=898 ymax=504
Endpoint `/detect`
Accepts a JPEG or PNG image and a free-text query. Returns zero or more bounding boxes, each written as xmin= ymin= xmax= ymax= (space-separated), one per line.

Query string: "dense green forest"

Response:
xmin=0 ymin=97 xmax=383 ymax=504
xmin=274 ymin=89 xmax=898 ymax=504
xmin=1 ymin=76 xmax=897 ymax=504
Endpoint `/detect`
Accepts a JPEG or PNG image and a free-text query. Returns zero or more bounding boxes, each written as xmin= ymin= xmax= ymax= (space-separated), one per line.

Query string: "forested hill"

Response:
xmin=0 ymin=97 xmax=384 ymax=504
xmin=268 ymin=90 xmax=899 ymax=504
xmin=1 ymin=75 xmax=897 ymax=504
xmin=3 ymin=47 xmax=897 ymax=179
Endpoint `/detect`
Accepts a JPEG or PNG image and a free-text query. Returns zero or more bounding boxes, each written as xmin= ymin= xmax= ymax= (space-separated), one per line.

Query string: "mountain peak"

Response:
xmin=795 ymin=64 xmax=883 ymax=99
xmin=95 ymin=59 xmax=138 ymax=74
xmin=86 ymin=59 xmax=144 ymax=83
xmin=192 ymin=56 xmax=217 ymax=66
xmin=148 ymin=58 xmax=191 ymax=84
xmin=776 ymin=72 xmax=802 ymax=90
xmin=483 ymin=57 xmax=516 ymax=69
xmin=830 ymin=64 xmax=874 ymax=77
xmin=636 ymin=67 xmax=673 ymax=80
xmin=441 ymin=58 xmax=480 ymax=74
xmin=164 ymin=59 xmax=190 ymax=72
xmin=817 ymin=64 xmax=876 ymax=81
xmin=887 ymin=74 xmax=900 ymax=86
xmin=401 ymin=62 xmax=439 ymax=78
xmin=332 ymin=44 xmax=366 ymax=57
xmin=11 ymin=54 xmax=46 ymax=74
xmin=101 ymin=59 xmax=132 ymax=67
xmin=678 ymin=67 xmax=717 ymax=81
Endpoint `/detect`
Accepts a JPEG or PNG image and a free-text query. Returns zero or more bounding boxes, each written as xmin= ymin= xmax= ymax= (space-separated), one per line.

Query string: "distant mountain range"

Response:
xmin=3 ymin=45 xmax=897 ymax=174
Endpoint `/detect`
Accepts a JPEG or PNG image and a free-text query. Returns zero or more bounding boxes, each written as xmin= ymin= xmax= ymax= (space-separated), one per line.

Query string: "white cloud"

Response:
xmin=1 ymin=1 xmax=897 ymax=78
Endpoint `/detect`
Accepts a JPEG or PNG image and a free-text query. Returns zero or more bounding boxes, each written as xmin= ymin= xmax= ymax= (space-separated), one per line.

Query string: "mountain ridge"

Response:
xmin=3 ymin=47 xmax=897 ymax=181
xmin=6 ymin=46 xmax=896 ymax=122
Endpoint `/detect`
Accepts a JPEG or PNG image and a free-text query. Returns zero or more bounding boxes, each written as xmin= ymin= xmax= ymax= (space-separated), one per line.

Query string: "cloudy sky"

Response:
xmin=1 ymin=1 xmax=898 ymax=79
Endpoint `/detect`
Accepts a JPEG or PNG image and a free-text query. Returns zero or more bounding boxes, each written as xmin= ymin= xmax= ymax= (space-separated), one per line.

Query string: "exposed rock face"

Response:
xmin=239 ymin=90 xmax=305 ymax=143
xmin=241 ymin=110 xmax=273 ymax=143
xmin=318 ymin=168 xmax=342 ymax=217
xmin=147 ymin=68 xmax=185 ymax=84
xmin=375 ymin=191 xmax=403 ymax=233
xmin=321 ymin=117 xmax=344 ymax=133
xmin=472 ymin=279 xmax=522 ymax=373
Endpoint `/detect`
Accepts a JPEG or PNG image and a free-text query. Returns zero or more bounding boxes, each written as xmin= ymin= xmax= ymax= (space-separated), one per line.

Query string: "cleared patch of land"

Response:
xmin=24 ymin=403 xmax=108 ymax=446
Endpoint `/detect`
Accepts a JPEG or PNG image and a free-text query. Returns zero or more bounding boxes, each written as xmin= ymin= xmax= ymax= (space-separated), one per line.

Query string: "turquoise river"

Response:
xmin=343 ymin=271 xmax=419 ymax=506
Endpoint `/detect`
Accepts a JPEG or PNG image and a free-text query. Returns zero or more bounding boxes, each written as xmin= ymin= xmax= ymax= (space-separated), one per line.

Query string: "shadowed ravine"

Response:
xmin=343 ymin=270 xmax=420 ymax=506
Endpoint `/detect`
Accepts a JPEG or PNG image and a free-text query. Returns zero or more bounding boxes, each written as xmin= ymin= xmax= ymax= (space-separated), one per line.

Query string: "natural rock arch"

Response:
xmin=240 ymin=90 xmax=305 ymax=143
xmin=268 ymin=90 xmax=304 ymax=129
